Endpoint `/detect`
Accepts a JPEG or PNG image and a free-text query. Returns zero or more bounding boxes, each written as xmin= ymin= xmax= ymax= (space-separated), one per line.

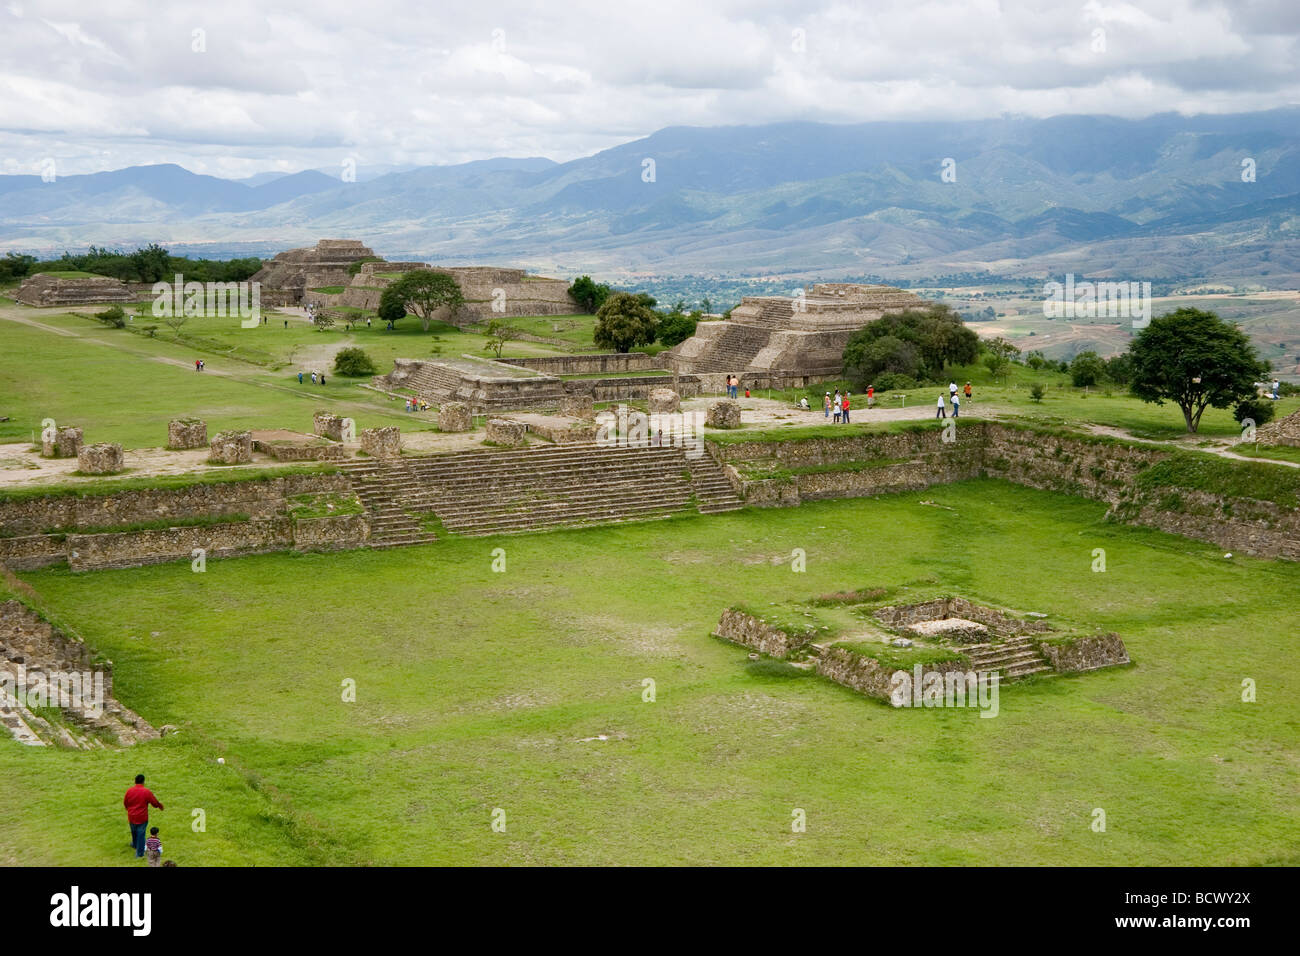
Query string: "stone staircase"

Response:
xmin=964 ymin=635 xmax=1052 ymax=680
xmin=340 ymin=460 xmax=438 ymax=548
xmin=405 ymin=442 xmax=699 ymax=536
xmin=686 ymin=455 xmax=745 ymax=513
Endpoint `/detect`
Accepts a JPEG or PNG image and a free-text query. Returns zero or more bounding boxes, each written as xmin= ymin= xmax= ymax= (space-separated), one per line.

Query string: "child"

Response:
xmin=833 ymin=391 xmax=842 ymax=423
xmin=145 ymin=827 xmax=162 ymax=867
xmin=842 ymin=391 xmax=851 ymax=424
xmin=867 ymin=385 xmax=874 ymax=409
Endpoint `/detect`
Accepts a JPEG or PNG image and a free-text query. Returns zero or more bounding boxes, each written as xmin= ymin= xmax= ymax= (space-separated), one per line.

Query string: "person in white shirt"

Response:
xmin=833 ymin=391 xmax=842 ymax=423
xmin=949 ymin=381 xmax=958 ymax=397
xmin=936 ymin=394 xmax=947 ymax=418
xmin=951 ymin=391 xmax=960 ymax=418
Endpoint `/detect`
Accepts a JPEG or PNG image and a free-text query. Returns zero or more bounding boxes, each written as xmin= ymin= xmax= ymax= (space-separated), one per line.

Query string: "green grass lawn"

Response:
xmin=3 ymin=479 xmax=1296 ymax=866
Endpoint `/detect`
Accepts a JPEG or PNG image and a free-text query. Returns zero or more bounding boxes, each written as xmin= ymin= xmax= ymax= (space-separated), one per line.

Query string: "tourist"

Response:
xmin=867 ymin=384 xmax=874 ymax=408
xmin=298 ymin=371 xmax=303 ymax=384
xmin=949 ymin=381 xmax=958 ymax=399
xmin=1273 ymin=380 xmax=1280 ymax=399
xmin=824 ymin=392 xmax=832 ymax=418
xmin=842 ymin=391 xmax=851 ymax=423
xmin=366 ymin=317 xmax=372 ymax=328
xmin=964 ymin=381 xmax=973 ymax=403
xmin=952 ymin=390 xmax=960 ymax=418
xmin=833 ymin=390 xmax=842 ymax=423
xmin=145 ymin=827 xmax=163 ymax=867
xmin=123 ymin=774 xmax=163 ymax=860
xmin=284 ymin=319 xmax=288 ymax=329
xmin=195 ymin=359 xmax=201 ymax=372
xmin=320 ymin=373 xmax=326 ymax=386
xmin=798 ymin=397 xmax=809 ymax=410
xmin=311 ymin=371 xmax=317 ymax=385
xmin=744 ymin=386 xmax=750 ymax=398
xmin=936 ymin=394 xmax=947 ymax=418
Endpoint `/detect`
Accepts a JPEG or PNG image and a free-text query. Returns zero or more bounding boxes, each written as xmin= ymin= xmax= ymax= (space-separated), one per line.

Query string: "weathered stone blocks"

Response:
xmin=438 ymin=401 xmax=472 ymax=432
xmin=76 ymin=442 xmax=125 ymax=475
xmin=167 ymin=419 xmax=208 ymax=449
xmin=313 ymin=411 xmax=346 ymax=441
xmin=648 ymin=387 xmax=681 ymax=415
xmin=360 ymin=426 xmax=401 ymax=458
xmin=558 ymin=394 xmax=595 ymax=419
xmin=706 ymin=400 xmax=741 ymax=429
xmin=209 ymin=430 xmax=253 ymax=464
xmin=485 ymin=418 xmax=526 ymax=446
xmin=42 ymin=426 xmax=83 ymax=458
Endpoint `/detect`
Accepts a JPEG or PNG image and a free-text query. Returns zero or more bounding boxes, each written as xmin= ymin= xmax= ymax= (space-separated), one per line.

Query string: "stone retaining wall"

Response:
xmin=167 ymin=419 xmax=207 ymax=449
xmin=1036 ymin=633 xmax=1130 ymax=672
xmin=499 ymin=353 xmax=656 ymax=375
xmin=714 ymin=607 xmax=819 ymax=658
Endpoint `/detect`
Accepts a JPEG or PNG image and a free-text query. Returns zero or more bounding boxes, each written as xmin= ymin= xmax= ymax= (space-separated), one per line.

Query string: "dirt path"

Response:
xmin=1082 ymin=423 xmax=1299 ymax=468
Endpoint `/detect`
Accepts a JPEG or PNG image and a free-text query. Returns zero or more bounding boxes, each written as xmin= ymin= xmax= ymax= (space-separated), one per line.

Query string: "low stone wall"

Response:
xmin=486 ymin=419 xmax=526 ymax=445
xmin=558 ymin=395 xmax=595 ymax=419
xmin=76 ymin=443 xmax=125 ymax=475
xmin=291 ymin=514 xmax=370 ymax=552
xmin=42 ymin=427 xmax=83 ymax=459
xmin=707 ymin=401 xmax=741 ymax=428
xmin=1037 ymin=633 xmax=1130 ymax=673
xmin=313 ymin=412 xmax=347 ymax=441
xmin=714 ymin=607 xmax=818 ymax=658
xmin=1113 ymin=489 xmax=1300 ymax=562
xmin=360 ymin=427 xmax=401 ymax=458
xmin=0 ymin=534 xmax=73 ymax=571
xmin=499 ymin=353 xmax=656 ymax=375
xmin=814 ymin=647 xmax=976 ymax=704
xmin=67 ymin=518 xmax=293 ymax=571
xmin=254 ymin=439 xmax=347 ymax=462
xmin=521 ymin=420 xmax=599 ymax=444
xmin=873 ymin=596 xmax=1050 ymax=638
xmin=167 ymin=419 xmax=208 ymax=449
xmin=649 ymin=388 xmax=681 ymax=414
xmin=566 ymin=375 xmax=700 ymax=403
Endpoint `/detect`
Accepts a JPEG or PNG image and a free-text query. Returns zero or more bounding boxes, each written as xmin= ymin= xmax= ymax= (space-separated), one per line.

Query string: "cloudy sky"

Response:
xmin=1 ymin=0 xmax=1297 ymax=179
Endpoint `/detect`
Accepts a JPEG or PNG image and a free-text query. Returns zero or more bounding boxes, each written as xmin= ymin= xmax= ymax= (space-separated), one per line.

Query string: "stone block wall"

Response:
xmin=313 ymin=412 xmax=347 ymax=441
xmin=486 ymin=419 xmax=526 ymax=445
xmin=76 ymin=443 xmax=125 ymax=475
xmin=360 ymin=426 xmax=401 ymax=458
xmin=438 ymin=402 xmax=472 ymax=432
xmin=167 ymin=419 xmax=208 ymax=449
xmin=42 ymin=427 xmax=83 ymax=459
xmin=714 ymin=607 xmax=819 ymax=659
xmin=1036 ymin=633 xmax=1130 ymax=673
xmin=707 ymin=401 xmax=741 ymax=428
xmin=649 ymin=388 xmax=681 ymax=414
xmin=209 ymin=431 xmax=253 ymax=464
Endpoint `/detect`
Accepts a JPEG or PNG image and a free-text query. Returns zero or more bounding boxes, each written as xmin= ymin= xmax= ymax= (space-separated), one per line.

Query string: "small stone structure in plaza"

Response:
xmin=76 ymin=442 xmax=125 ymax=475
xmin=706 ymin=401 xmax=741 ymax=429
xmin=41 ymin=426 xmax=83 ymax=459
xmin=438 ymin=401 xmax=473 ymax=433
xmin=313 ymin=412 xmax=347 ymax=441
xmin=209 ymin=430 xmax=253 ymax=464
xmin=167 ymin=419 xmax=208 ymax=450
xmin=361 ymin=426 xmax=401 ymax=458
xmin=485 ymin=418 xmax=526 ymax=446
xmin=649 ymin=388 xmax=681 ymax=415
xmin=558 ymin=394 xmax=595 ymax=419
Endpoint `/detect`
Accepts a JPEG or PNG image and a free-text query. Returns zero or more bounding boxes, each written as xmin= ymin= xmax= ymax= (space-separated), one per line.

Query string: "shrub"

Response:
xmin=1234 ymin=396 xmax=1275 ymax=428
xmin=333 ymin=347 xmax=377 ymax=376
xmin=1029 ymin=383 xmax=1046 ymax=402
xmin=656 ymin=311 xmax=698 ymax=347
xmin=874 ymin=372 xmax=919 ymax=391
xmin=94 ymin=305 xmax=126 ymax=328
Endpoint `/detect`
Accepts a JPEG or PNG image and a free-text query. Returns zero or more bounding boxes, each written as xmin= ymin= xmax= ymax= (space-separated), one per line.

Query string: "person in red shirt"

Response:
xmin=124 ymin=774 xmax=163 ymax=859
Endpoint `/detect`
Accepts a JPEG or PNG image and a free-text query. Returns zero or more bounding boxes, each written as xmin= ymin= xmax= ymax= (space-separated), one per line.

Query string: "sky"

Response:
xmin=1 ymin=0 xmax=1297 ymax=179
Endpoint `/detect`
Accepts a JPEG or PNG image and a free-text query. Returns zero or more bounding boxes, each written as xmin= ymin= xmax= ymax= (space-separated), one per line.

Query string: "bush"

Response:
xmin=333 ymin=347 xmax=377 ymax=377
xmin=1030 ymin=383 xmax=1046 ymax=402
xmin=1234 ymin=397 xmax=1276 ymax=428
xmin=1070 ymin=351 xmax=1106 ymax=387
xmin=656 ymin=311 xmax=698 ymax=347
xmin=94 ymin=305 xmax=126 ymax=328
xmin=873 ymin=372 xmax=919 ymax=391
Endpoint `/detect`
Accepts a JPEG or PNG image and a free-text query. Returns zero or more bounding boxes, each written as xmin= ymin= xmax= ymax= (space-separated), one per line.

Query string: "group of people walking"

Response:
xmin=936 ymin=381 xmax=973 ymax=418
xmin=297 ymin=370 xmax=326 ymax=385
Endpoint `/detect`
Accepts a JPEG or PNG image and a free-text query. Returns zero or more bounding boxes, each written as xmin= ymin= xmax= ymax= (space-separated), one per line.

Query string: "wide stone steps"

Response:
xmin=341 ymin=461 xmax=437 ymax=547
xmin=964 ymin=637 xmax=1052 ymax=680
xmin=685 ymin=456 xmax=744 ymax=513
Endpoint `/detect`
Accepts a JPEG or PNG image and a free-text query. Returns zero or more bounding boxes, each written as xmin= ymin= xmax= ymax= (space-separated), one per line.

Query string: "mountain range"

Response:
xmin=3 ymin=110 xmax=1299 ymax=283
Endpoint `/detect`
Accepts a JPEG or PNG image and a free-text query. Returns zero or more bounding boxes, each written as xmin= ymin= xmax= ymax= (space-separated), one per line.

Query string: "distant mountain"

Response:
xmin=2 ymin=113 xmax=1298 ymax=282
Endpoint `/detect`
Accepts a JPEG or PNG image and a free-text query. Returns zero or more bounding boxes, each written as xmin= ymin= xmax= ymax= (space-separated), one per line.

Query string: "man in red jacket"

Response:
xmin=124 ymin=774 xmax=163 ymax=859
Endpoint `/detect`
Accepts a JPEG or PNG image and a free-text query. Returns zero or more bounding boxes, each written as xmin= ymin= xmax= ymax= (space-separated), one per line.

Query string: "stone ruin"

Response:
xmin=0 ymin=599 xmax=157 ymax=748
xmin=41 ymin=426 xmax=83 ymax=459
xmin=707 ymin=401 xmax=741 ymax=429
xmin=665 ymin=282 xmax=926 ymax=385
xmin=1256 ymin=407 xmax=1300 ymax=448
xmin=486 ymin=418 xmax=527 ymax=446
xmin=313 ymin=411 xmax=347 ymax=441
xmin=558 ymin=394 xmax=595 ymax=420
xmin=167 ymin=419 xmax=208 ymax=450
xmin=649 ymin=388 xmax=681 ymax=415
xmin=333 ymin=261 xmax=575 ymax=324
xmin=361 ymin=426 xmax=401 ymax=458
xmin=439 ymin=401 xmax=473 ymax=432
xmin=76 ymin=442 xmax=125 ymax=475
xmin=250 ymin=239 xmax=377 ymax=306
xmin=14 ymin=273 xmax=133 ymax=307
xmin=209 ymin=430 xmax=253 ymax=464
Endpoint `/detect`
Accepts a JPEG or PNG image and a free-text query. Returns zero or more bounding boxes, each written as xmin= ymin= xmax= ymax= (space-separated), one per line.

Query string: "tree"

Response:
xmin=1129 ymin=308 xmax=1268 ymax=433
xmin=386 ymin=271 xmax=464 ymax=331
xmin=842 ymin=305 xmax=978 ymax=387
xmin=1029 ymin=382 xmax=1046 ymax=402
xmin=333 ymin=347 xmax=376 ymax=376
xmin=569 ymin=275 xmax=613 ymax=314
xmin=129 ymin=243 xmax=170 ymax=283
xmin=483 ymin=319 xmax=522 ymax=358
xmin=311 ymin=311 xmax=335 ymax=331
xmin=700 ymin=296 xmax=713 ymax=314
xmin=656 ymin=310 xmax=699 ymax=347
xmin=593 ymin=291 xmax=658 ymax=353
xmin=377 ymin=287 xmax=407 ymax=327
xmin=1105 ymin=352 xmax=1134 ymax=386
xmin=983 ymin=337 xmax=1021 ymax=378
xmin=1234 ymin=396 xmax=1275 ymax=429
xmin=1069 ymin=350 xmax=1107 ymax=387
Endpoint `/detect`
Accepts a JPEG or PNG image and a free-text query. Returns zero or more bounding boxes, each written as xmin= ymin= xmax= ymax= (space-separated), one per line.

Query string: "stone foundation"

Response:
xmin=209 ymin=430 xmax=253 ymax=464
xmin=167 ymin=419 xmax=208 ymax=449
xmin=714 ymin=607 xmax=819 ymax=658
xmin=76 ymin=443 xmax=125 ymax=475
xmin=313 ymin=412 xmax=347 ymax=441
xmin=649 ymin=388 xmax=681 ymax=415
xmin=558 ymin=395 xmax=595 ymax=419
xmin=42 ymin=426 xmax=83 ymax=459
xmin=1037 ymin=633 xmax=1131 ymax=673
xmin=361 ymin=426 xmax=401 ymax=458
xmin=486 ymin=418 xmax=526 ymax=446
xmin=438 ymin=401 xmax=473 ymax=432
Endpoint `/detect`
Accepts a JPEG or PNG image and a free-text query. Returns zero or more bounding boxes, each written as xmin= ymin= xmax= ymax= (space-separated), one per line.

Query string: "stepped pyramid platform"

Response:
xmin=380 ymin=355 xmax=568 ymax=412
xmin=665 ymin=283 xmax=926 ymax=385
xmin=251 ymin=239 xmax=377 ymax=305
xmin=14 ymin=273 xmax=133 ymax=307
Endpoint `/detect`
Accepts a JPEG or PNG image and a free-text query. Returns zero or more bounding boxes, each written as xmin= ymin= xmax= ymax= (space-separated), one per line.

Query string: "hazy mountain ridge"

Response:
xmin=2 ymin=111 xmax=1298 ymax=282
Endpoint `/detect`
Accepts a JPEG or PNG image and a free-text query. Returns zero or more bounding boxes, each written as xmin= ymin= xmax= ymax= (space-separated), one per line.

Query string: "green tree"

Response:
xmin=377 ymin=287 xmax=407 ymax=326
xmin=483 ymin=319 xmax=522 ymax=358
xmin=1129 ymin=308 xmax=1268 ymax=432
xmin=1105 ymin=352 xmax=1134 ymax=386
xmin=983 ymin=337 xmax=1021 ymax=379
xmin=129 ymin=243 xmax=171 ymax=283
xmin=593 ymin=291 xmax=658 ymax=353
xmin=842 ymin=305 xmax=977 ymax=388
xmin=387 ymin=271 xmax=464 ymax=331
xmin=1069 ymin=350 xmax=1107 ymax=387
xmin=569 ymin=275 xmax=612 ymax=314
xmin=656 ymin=310 xmax=698 ymax=347
xmin=333 ymin=347 xmax=377 ymax=376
